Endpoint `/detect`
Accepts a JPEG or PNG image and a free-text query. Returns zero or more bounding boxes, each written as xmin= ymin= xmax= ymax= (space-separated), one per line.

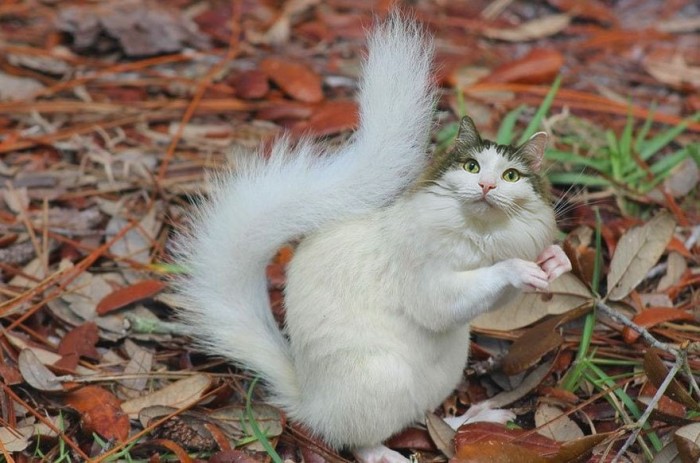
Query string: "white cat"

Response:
xmin=176 ymin=14 xmax=571 ymax=463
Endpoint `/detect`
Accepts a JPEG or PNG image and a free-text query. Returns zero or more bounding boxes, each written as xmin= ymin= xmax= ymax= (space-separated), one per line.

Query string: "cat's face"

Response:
xmin=422 ymin=116 xmax=550 ymax=219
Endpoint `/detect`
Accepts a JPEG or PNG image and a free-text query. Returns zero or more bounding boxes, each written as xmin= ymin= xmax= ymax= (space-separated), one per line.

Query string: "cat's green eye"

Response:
xmin=502 ymin=169 xmax=521 ymax=182
xmin=464 ymin=159 xmax=480 ymax=173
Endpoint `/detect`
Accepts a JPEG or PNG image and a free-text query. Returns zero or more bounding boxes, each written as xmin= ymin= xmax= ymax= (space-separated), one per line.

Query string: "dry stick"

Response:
xmin=613 ymin=353 xmax=685 ymax=463
xmin=594 ymin=301 xmax=678 ymax=355
xmin=596 ymin=300 xmax=699 ymax=461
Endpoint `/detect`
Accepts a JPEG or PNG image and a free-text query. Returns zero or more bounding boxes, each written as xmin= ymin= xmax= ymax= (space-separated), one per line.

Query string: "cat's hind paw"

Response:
xmin=354 ymin=445 xmax=408 ymax=463
xmin=444 ymin=400 xmax=516 ymax=430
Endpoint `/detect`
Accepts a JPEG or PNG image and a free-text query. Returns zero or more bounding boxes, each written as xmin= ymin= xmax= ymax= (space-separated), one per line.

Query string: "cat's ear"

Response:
xmin=456 ymin=116 xmax=481 ymax=148
xmin=519 ymin=131 xmax=548 ymax=171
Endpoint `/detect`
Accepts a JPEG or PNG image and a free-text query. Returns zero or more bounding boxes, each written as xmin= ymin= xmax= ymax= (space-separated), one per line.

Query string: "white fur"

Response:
xmin=177 ymin=14 xmax=564 ymax=455
xmin=177 ymin=15 xmax=435 ymax=423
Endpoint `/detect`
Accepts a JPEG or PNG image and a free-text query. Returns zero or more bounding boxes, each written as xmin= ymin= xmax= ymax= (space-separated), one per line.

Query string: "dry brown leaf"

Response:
xmin=120 ymin=339 xmax=153 ymax=391
xmin=534 ymin=404 xmax=584 ymax=442
xmin=121 ymin=373 xmax=212 ymax=419
xmin=17 ymin=349 xmax=63 ymax=392
xmin=490 ymin=361 xmax=554 ymax=409
xmin=472 ymin=273 xmax=591 ymax=331
xmin=0 ymin=72 xmax=45 ymax=102
xmin=644 ymin=54 xmax=700 ymax=89
xmin=260 ymin=57 xmax=324 ymax=103
xmin=0 ymin=426 xmax=32 ymax=452
xmin=673 ymin=423 xmax=700 ymax=462
xmin=57 ymin=0 xmax=209 ymax=56
xmin=65 ymin=386 xmax=130 ymax=442
xmin=57 ymin=321 xmax=100 ymax=360
xmin=426 ymin=413 xmax=455 ymax=458
xmin=483 ymin=14 xmax=571 ymax=42
xmin=644 ymin=350 xmax=700 ymax=412
xmin=96 ymin=279 xmax=166 ymax=315
xmin=607 ymin=211 xmax=676 ymax=301
xmin=657 ymin=252 xmax=688 ymax=291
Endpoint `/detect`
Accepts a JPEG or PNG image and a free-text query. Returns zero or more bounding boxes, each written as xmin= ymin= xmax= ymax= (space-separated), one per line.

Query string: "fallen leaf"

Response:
xmin=0 ymin=426 xmax=32 ymax=452
xmin=292 ymin=100 xmax=358 ymax=137
xmin=644 ymin=350 xmax=700 ymax=412
xmin=483 ymin=14 xmax=571 ymax=42
xmin=490 ymin=361 xmax=554 ymax=409
xmin=208 ymin=404 xmax=283 ymax=451
xmin=96 ymin=279 xmax=166 ymax=315
xmin=106 ymin=203 xmax=162 ymax=264
xmin=57 ymin=321 xmax=100 ymax=360
xmin=648 ymin=158 xmax=699 ymax=203
xmin=17 ymin=349 xmax=63 ymax=392
xmin=232 ymin=70 xmax=270 ymax=100
xmin=546 ymin=0 xmax=616 ymax=24
xmin=426 ymin=413 xmax=455 ymax=458
xmin=481 ymin=49 xmax=564 ymax=85
xmin=644 ymin=54 xmax=700 ymax=89
xmin=120 ymin=339 xmax=153 ymax=391
xmin=674 ymin=423 xmax=700 ymax=462
xmin=657 ymin=252 xmax=688 ymax=291
xmin=57 ymin=0 xmax=209 ymax=56
xmin=472 ymin=273 xmax=592 ymax=331
xmin=260 ymin=57 xmax=324 ymax=103
xmin=121 ymin=373 xmax=212 ymax=419
xmin=209 ymin=449 xmax=265 ymax=463
xmin=607 ymin=211 xmax=676 ymax=301
xmin=534 ymin=404 xmax=584 ymax=442
xmin=65 ymin=385 xmax=130 ymax=442
xmin=0 ymin=72 xmax=45 ymax=102
xmin=385 ymin=427 xmax=436 ymax=451
xmin=453 ymin=439 xmax=548 ymax=463
xmin=454 ymin=422 xmax=558 ymax=459
xmin=623 ymin=308 xmax=694 ymax=343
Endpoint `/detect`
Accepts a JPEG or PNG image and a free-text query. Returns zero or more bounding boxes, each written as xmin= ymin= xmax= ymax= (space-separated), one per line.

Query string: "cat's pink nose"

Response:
xmin=479 ymin=181 xmax=496 ymax=195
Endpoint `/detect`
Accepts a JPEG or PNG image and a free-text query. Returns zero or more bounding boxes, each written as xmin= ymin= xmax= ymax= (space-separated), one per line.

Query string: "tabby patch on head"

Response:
xmin=418 ymin=116 xmax=551 ymax=216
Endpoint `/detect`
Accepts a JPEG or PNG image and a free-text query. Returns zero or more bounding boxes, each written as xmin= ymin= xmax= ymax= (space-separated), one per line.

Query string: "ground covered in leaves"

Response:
xmin=0 ymin=0 xmax=699 ymax=462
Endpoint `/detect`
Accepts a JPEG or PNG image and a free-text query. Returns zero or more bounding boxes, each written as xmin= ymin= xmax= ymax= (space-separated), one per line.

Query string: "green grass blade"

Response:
xmin=245 ymin=378 xmax=284 ymax=463
xmin=606 ymin=130 xmax=621 ymax=180
xmin=497 ymin=105 xmax=525 ymax=145
xmin=545 ymin=149 xmax=609 ymax=171
xmin=634 ymin=102 xmax=656 ymax=153
xmin=639 ymin=112 xmax=700 ymax=160
xmin=548 ymin=172 xmax=611 ymax=187
xmin=619 ymin=111 xmax=635 ymax=173
xmin=517 ymin=75 xmax=562 ymax=144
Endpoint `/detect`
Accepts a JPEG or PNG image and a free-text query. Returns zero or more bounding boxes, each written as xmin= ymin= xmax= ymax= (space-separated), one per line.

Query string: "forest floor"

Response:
xmin=0 ymin=0 xmax=699 ymax=462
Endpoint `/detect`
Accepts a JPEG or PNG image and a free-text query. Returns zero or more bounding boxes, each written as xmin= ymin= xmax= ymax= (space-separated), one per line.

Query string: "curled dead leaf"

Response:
xmin=260 ymin=58 xmax=324 ymax=103
xmin=65 ymin=386 xmax=130 ymax=442
xmin=607 ymin=211 xmax=676 ymax=301
xmin=121 ymin=373 xmax=212 ymax=419
xmin=18 ymin=349 xmax=63 ymax=392
xmin=483 ymin=14 xmax=571 ymax=42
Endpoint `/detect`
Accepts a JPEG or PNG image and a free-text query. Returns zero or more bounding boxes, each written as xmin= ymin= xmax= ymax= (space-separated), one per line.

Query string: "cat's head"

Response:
xmin=420 ymin=116 xmax=551 ymax=219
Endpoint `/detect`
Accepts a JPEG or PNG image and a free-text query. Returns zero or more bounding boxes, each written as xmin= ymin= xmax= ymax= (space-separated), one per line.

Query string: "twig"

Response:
xmin=612 ymin=352 xmax=685 ymax=462
xmin=594 ymin=300 xmax=678 ymax=355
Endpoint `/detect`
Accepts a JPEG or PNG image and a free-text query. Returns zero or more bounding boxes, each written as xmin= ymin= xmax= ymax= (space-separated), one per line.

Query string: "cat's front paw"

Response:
xmin=536 ymin=245 xmax=572 ymax=281
xmin=501 ymin=259 xmax=549 ymax=290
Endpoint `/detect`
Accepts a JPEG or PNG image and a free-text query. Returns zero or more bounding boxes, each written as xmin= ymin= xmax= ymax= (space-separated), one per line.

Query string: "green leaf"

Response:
xmin=548 ymin=172 xmax=611 ymax=187
xmin=497 ymin=105 xmax=525 ymax=145
xmin=545 ymin=149 xmax=609 ymax=171
xmin=639 ymin=112 xmax=700 ymax=160
xmin=517 ymin=75 xmax=562 ymax=144
xmin=634 ymin=102 xmax=656 ymax=153
xmin=619 ymin=112 xmax=635 ymax=171
xmin=245 ymin=378 xmax=284 ymax=463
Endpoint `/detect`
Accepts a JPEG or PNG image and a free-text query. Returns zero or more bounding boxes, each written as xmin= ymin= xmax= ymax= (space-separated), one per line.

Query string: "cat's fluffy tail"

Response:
xmin=176 ymin=14 xmax=435 ymax=411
